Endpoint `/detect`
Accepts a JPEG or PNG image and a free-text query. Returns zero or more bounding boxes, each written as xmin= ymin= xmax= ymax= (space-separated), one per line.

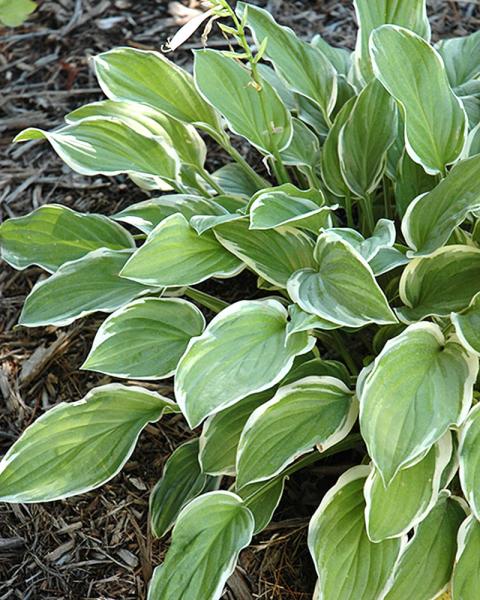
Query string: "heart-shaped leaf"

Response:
xmin=398 ymin=245 xmax=480 ymax=322
xmin=15 ymin=118 xmax=179 ymax=183
xmin=175 ymin=299 xmax=315 ymax=427
xmin=359 ymin=323 xmax=477 ymax=484
xmin=215 ymin=219 xmax=316 ymax=288
xmin=353 ymin=0 xmax=430 ymax=82
xmin=339 ymin=78 xmax=397 ymax=197
xmin=287 ymin=231 xmax=397 ymax=327
xmin=240 ymin=3 xmax=337 ymax=119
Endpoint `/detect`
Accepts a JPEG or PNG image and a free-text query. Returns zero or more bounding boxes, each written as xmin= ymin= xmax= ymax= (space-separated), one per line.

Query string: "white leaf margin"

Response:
xmin=235 ymin=375 xmax=359 ymax=486
xmin=363 ymin=431 xmax=453 ymax=542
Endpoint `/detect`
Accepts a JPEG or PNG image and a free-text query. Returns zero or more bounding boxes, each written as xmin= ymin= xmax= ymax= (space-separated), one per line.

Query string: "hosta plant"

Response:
xmin=2 ymin=1 xmax=480 ymax=598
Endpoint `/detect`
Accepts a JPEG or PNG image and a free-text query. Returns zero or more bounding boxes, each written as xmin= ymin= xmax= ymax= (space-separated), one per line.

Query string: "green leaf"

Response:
xmin=212 ymin=163 xmax=267 ymax=198
xmin=0 ymin=384 xmax=176 ymax=502
xmin=353 ymin=0 xmax=430 ymax=82
xmin=0 ymin=204 xmax=133 ymax=272
xmin=281 ymin=357 xmax=351 ymax=387
xmin=240 ymin=3 xmax=337 ymax=119
xmin=295 ymin=95 xmax=330 ymax=137
xmin=452 ymin=292 xmax=480 ymax=357
xmin=320 ymin=97 xmax=356 ymax=197
xmin=280 ymin=118 xmax=321 ymax=168
xmin=384 ymin=493 xmax=465 ymax=600
xmin=150 ymin=439 xmax=208 ymax=539
xmin=257 ymin=64 xmax=296 ymax=110
xmin=19 ymin=249 xmax=153 ymax=328
xmin=364 ymin=433 xmax=452 ymax=542
xmin=459 ymin=403 xmax=480 ymax=520
xmin=82 ymin=298 xmax=205 ymax=379
xmin=436 ymin=31 xmax=480 ymax=90
xmin=369 ymin=245 xmax=409 ymax=276
xmin=199 ymin=392 xmax=271 ymax=476
xmin=394 ymin=151 xmax=437 ymax=217
xmin=66 ymin=100 xmax=206 ymax=171
xmin=308 ymin=466 xmax=404 ymax=600
xmin=94 ymin=47 xmax=221 ymax=135
xmin=113 ymin=194 xmax=229 ymax=234
xmin=175 ymin=299 xmax=315 ymax=428
xmin=311 ymin=34 xmax=352 ymax=76
xmin=370 ymin=25 xmax=466 ymax=174
xmin=249 ymin=184 xmax=332 ymax=233
xmin=328 ymin=219 xmax=396 ymax=262
xmin=287 ymin=304 xmax=340 ymax=334
xmin=215 ymin=219 xmax=315 ymax=288
xmin=339 ymin=79 xmax=397 ymax=197
xmin=14 ymin=118 xmax=179 ymax=183
xmin=120 ymin=213 xmax=242 ymax=287
xmin=189 ymin=213 xmax=243 ymax=236
xmin=194 ymin=49 xmax=292 ymax=155
xmin=287 ymin=231 xmax=397 ymax=327
xmin=451 ymin=515 xmax=480 ymax=600
xmin=237 ymin=476 xmax=285 ymax=534
xmin=359 ymin=322 xmax=478 ymax=485
xmin=236 ymin=376 xmax=357 ymax=488
xmin=398 ymin=245 xmax=480 ymax=322
xmin=402 ymin=154 xmax=480 ymax=255
xmin=148 ymin=491 xmax=254 ymax=600
xmin=0 ymin=0 xmax=36 ymax=27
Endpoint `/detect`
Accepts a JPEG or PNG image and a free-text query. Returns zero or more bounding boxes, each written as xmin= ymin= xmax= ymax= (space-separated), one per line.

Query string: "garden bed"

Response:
xmin=1 ymin=1 xmax=479 ymax=598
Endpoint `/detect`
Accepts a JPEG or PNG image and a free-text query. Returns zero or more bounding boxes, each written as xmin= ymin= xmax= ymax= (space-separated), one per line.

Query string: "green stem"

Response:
xmin=243 ymin=433 xmax=364 ymax=508
xmin=215 ymin=134 xmax=266 ymax=189
xmin=344 ymin=192 xmax=354 ymax=228
xmin=382 ymin=178 xmax=391 ymax=220
xmin=198 ymin=168 xmax=225 ymax=195
xmin=305 ymin=167 xmax=322 ymax=190
xmin=270 ymin=150 xmax=291 ymax=185
xmin=360 ymin=194 xmax=375 ymax=236
xmin=184 ymin=287 xmax=229 ymax=313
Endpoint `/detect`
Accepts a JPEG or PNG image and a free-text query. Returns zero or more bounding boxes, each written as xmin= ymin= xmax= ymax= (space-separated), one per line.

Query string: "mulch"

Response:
xmin=1 ymin=1 xmax=479 ymax=598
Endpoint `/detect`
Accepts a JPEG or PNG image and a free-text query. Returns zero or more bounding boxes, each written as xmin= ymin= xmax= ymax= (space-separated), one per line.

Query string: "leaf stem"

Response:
xmin=213 ymin=133 xmax=267 ymax=190
xmin=198 ymin=168 xmax=225 ymax=195
xmin=344 ymin=191 xmax=354 ymax=228
xmin=359 ymin=194 xmax=375 ymax=236
xmin=184 ymin=287 xmax=229 ymax=313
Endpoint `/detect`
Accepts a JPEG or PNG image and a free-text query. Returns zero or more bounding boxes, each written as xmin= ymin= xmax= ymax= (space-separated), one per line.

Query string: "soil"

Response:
xmin=1 ymin=1 xmax=479 ymax=599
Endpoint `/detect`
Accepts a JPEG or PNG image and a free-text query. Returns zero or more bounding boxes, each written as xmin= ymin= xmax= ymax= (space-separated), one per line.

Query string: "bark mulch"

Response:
xmin=1 ymin=1 xmax=479 ymax=598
